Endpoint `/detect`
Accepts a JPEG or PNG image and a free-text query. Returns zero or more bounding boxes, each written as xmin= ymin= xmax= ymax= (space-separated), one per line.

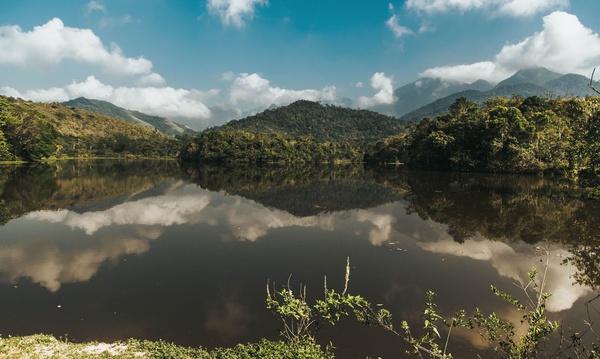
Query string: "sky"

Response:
xmin=1 ymin=0 xmax=599 ymax=129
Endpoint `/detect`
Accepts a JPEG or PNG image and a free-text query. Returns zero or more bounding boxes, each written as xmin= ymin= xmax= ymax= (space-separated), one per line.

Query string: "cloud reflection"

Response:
xmin=28 ymin=193 xmax=212 ymax=235
xmin=0 ymin=230 xmax=155 ymax=292
xmin=5 ymin=182 xmax=591 ymax=311
xmin=417 ymin=239 xmax=592 ymax=312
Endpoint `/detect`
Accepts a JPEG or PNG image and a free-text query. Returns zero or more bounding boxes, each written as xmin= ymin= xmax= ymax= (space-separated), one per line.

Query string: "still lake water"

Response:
xmin=0 ymin=160 xmax=599 ymax=358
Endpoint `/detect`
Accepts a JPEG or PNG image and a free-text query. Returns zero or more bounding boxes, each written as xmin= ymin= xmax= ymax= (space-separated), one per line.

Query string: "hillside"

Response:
xmin=63 ymin=97 xmax=198 ymax=136
xmin=219 ymin=100 xmax=406 ymax=142
xmin=0 ymin=96 xmax=180 ymax=161
xmin=400 ymin=69 xmax=593 ymax=121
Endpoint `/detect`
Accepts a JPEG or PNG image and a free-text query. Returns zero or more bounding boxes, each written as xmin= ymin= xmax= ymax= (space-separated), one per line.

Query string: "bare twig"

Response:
xmin=589 ymin=68 xmax=600 ymax=95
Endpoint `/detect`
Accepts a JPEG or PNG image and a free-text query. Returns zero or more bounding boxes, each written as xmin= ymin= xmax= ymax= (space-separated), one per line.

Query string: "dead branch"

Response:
xmin=589 ymin=68 xmax=600 ymax=95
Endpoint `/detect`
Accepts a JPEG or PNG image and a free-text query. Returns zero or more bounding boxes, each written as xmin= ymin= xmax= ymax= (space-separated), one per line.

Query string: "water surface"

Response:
xmin=0 ymin=161 xmax=598 ymax=358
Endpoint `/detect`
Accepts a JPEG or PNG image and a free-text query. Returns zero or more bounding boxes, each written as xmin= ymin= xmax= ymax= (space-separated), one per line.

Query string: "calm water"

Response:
xmin=0 ymin=160 xmax=599 ymax=358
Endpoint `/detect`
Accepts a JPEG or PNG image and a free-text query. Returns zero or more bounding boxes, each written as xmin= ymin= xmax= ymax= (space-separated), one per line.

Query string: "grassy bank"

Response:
xmin=0 ymin=335 xmax=332 ymax=359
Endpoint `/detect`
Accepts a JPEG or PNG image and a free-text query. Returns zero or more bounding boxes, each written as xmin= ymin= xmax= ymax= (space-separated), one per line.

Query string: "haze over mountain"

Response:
xmin=1 ymin=2 xmax=599 ymax=132
xmin=63 ymin=97 xmax=198 ymax=136
xmin=396 ymin=68 xmax=594 ymax=121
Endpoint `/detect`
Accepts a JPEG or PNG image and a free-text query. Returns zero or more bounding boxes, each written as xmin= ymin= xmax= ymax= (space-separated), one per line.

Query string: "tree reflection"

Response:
xmin=0 ymin=160 xmax=180 ymax=225
xmin=1 ymin=161 xmax=599 ymax=290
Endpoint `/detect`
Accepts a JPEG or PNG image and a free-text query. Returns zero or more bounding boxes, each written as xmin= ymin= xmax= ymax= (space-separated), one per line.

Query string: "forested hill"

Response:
xmin=219 ymin=100 xmax=406 ymax=142
xmin=63 ymin=97 xmax=198 ymax=136
xmin=0 ymin=96 xmax=180 ymax=162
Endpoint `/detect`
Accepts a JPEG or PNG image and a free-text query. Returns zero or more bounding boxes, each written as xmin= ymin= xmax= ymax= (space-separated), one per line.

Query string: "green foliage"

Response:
xmin=467 ymin=267 xmax=559 ymax=359
xmin=0 ymin=334 xmax=333 ymax=359
xmin=179 ymin=128 xmax=364 ymax=164
xmin=267 ymin=258 xmax=599 ymax=359
xmin=222 ymin=100 xmax=405 ymax=142
xmin=266 ymin=258 xmax=372 ymax=342
xmin=0 ymin=95 xmax=181 ymax=162
xmin=365 ymin=95 xmax=600 ymax=179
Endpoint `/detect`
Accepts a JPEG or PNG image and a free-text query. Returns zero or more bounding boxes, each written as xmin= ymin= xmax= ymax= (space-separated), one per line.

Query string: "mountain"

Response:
xmin=399 ymin=68 xmax=595 ymax=121
xmin=545 ymin=73 xmax=591 ymax=97
xmin=0 ymin=95 xmax=180 ymax=161
xmin=383 ymin=78 xmax=493 ymax=118
xmin=495 ymin=67 xmax=562 ymax=88
xmin=218 ymin=99 xmax=406 ymax=142
xmin=63 ymin=97 xmax=198 ymax=136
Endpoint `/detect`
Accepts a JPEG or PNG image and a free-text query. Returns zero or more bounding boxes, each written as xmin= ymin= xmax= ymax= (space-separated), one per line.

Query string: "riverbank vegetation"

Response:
xmin=0 ymin=334 xmax=332 ymax=359
xmin=180 ymin=95 xmax=600 ymax=189
xmin=367 ymin=96 xmax=600 ymax=178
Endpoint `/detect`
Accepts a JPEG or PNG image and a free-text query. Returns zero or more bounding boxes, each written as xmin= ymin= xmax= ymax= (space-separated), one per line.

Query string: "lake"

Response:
xmin=0 ymin=160 xmax=598 ymax=358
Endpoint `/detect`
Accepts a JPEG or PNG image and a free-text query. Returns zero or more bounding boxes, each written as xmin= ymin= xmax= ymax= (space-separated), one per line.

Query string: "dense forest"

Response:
xmin=220 ymin=100 xmax=406 ymax=142
xmin=366 ymin=95 xmax=600 ymax=179
xmin=179 ymin=100 xmax=407 ymax=163
xmin=180 ymin=95 xmax=600 ymax=183
xmin=179 ymin=128 xmax=365 ymax=163
xmin=0 ymin=96 xmax=181 ymax=162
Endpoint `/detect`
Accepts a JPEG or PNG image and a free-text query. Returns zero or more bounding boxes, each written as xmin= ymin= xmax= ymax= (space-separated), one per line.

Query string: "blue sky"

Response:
xmin=1 ymin=0 xmax=599 ymax=129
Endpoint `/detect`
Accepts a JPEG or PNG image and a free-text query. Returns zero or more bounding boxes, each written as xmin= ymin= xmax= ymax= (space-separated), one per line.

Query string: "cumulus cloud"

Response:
xmin=2 ymin=76 xmax=213 ymax=121
xmin=0 ymin=18 xmax=153 ymax=77
xmin=386 ymin=3 xmax=413 ymax=38
xmin=228 ymin=72 xmax=337 ymax=107
xmin=420 ymin=11 xmax=600 ymax=84
xmin=405 ymin=0 xmax=569 ymax=17
xmin=420 ymin=61 xmax=506 ymax=84
xmin=207 ymin=0 xmax=268 ymax=27
xmin=138 ymin=73 xmax=167 ymax=86
xmin=357 ymin=72 xmax=396 ymax=108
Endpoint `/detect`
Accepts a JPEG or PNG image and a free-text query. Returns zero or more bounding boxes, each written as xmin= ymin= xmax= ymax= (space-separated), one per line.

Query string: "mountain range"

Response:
xmin=55 ymin=67 xmax=597 ymax=133
xmin=63 ymin=97 xmax=198 ymax=136
xmin=209 ymin=67 xmax=594 ymax=127
xmin=390 ymin=67 xmax=594 ymax=121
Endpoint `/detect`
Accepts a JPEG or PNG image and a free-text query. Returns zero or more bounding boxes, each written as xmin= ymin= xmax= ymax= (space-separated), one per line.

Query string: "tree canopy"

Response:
xmin=0 ymin=96 xmax=180 ymax=161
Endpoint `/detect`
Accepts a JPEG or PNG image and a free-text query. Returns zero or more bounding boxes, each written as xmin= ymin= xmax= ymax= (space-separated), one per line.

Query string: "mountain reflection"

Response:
xmin=0 ymin=161 xmax=598 ymax=311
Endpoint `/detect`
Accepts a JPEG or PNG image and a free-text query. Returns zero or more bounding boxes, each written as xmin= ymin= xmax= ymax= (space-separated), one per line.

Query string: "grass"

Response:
xmin=0 ymin=335 xmax=333 ymax=359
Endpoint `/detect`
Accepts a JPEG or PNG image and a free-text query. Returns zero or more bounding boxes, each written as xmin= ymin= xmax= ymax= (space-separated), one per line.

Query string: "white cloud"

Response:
xmin=0 ymin=18 xmax=152 ymax=77
xmin=356 ymin=82 xmax=364 ymax=88
xmin=357 ymin=72 xmax=396 ymax=108
xmin=85 ymin=0 xmax=106 ymax=14
xmin=228 ymin=72 xmax=337 ymax=107
xmin=420 ymin=61 xmax=505 ymax=84
xmin=498 ymin=0 xmax=569 ymax=17
xmin=221 ymin=71 xmax=236 ymax=81
xmin=405 ymin=0 xmax=569 ymax=17
xmin=2 ymin=76 xmax=213 ymax=121
xmin=386 ymin=14 xmax=413 ymax=38
xmin=386 ymin=3 xmax=412 ymax=38
xmin=138 ymin=73 xmax=167 ymax=86
xmin=207 ymin=0 xmax=268 ymax=28
xmin=420 ymin=11 xmax=600 ymax=84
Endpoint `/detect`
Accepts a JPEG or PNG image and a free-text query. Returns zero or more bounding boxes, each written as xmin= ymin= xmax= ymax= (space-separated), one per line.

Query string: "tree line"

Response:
xmin=367 ymin=95 xmax=600 ymax=179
